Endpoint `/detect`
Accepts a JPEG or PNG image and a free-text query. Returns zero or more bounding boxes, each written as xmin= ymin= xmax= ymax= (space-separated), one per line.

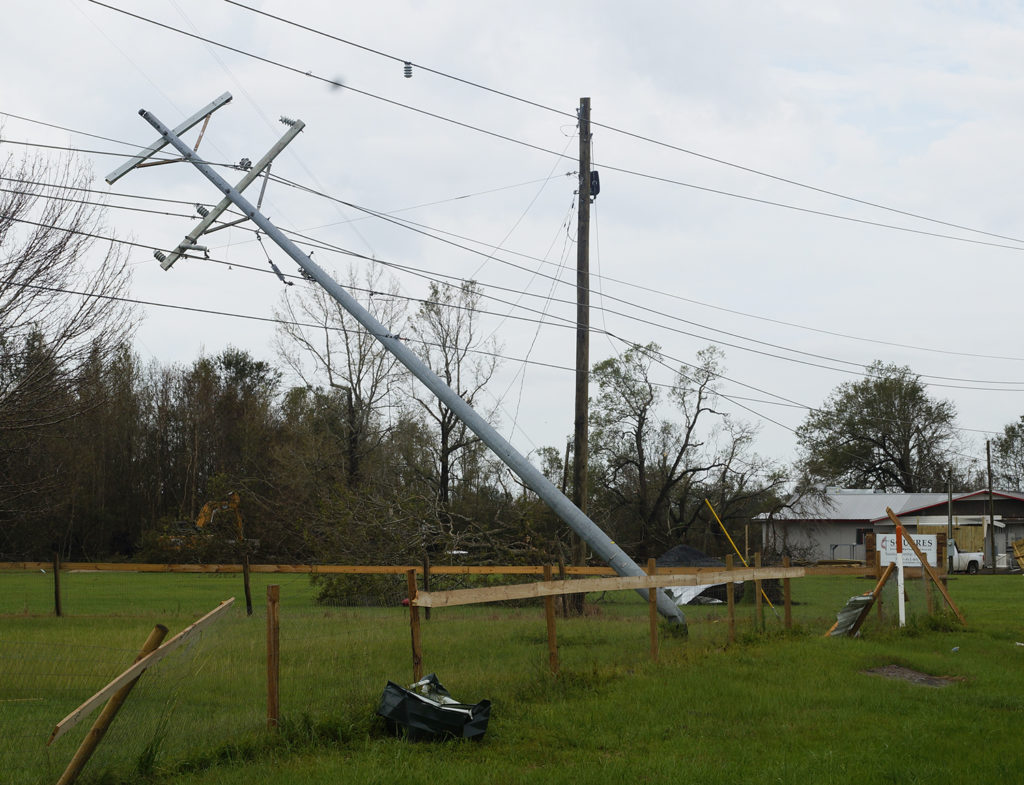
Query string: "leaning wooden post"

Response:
xmin=406 ymin=569 xmax=423 ymax=682
xmin=647 ymin=558 xmax=659 ymax=663
xmin=543 ymin=565 xmax=559 ymax=674
xmin=923 ymin=554 xmax=934 ymax=615
xmin=53 ymin=550 xmax=62 ymax=618
xmin=782 ymin=556 xmax=792 ymax=630
xmin=56 ymin=624 xmax=168 ymax=785
xmin=754 ymin=553 xmax=764 ymax=631
xmin=887 ymin=508 xmax=966 ymax=624
xmin=266 ymin=585 xmax=280 ymax=730
xmin=242 ymin=554 xmax=253 ymax=617
xmin=725 ymin=554 xmax=736 ymax=643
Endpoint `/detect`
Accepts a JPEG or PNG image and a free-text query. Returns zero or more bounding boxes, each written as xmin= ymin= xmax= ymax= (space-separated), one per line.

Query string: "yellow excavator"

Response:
xmin=195 ymin=491 xmax=245 ymax=541
xmin=159 ymin=491 xmax=256 ymax=558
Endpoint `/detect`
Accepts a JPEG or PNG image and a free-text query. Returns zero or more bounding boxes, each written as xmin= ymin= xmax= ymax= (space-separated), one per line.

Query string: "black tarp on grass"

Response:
xmin=377 ymin=674 xmax=491 ymax=741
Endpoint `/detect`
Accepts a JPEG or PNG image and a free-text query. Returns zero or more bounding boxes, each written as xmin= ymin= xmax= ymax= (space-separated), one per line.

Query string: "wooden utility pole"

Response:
xmin=987 ymin=440 xmax=996 ymax=571
xmin=569 ymin=97 xmax=592 ymax=615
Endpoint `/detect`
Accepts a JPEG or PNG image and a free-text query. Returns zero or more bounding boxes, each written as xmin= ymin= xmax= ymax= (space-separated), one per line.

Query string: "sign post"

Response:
xmin=895 ymin=524 xmax=906 ymax=628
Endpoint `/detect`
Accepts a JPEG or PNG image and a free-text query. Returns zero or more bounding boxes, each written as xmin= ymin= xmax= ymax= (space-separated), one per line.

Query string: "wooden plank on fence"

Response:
xmin=56 ymin=624 xmax=168 ymax=785
xmin=49 ymin=598 xmax=235 ymax=745
xmin=413 ymin=567 xmax=805 ymax=608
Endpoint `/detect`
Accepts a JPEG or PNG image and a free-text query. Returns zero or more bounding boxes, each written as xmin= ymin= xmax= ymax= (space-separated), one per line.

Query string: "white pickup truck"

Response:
xmin=948 ymin=541 xmax=982 ymax=574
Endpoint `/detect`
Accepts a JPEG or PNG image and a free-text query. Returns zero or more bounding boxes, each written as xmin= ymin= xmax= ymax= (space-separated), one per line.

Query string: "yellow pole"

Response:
xmin=705 ymin=498 xmax=777 ymax=612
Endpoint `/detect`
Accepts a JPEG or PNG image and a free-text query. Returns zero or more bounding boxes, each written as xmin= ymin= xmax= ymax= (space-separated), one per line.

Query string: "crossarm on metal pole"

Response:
xmin=158 ymin=120 xmax=305 ymax=270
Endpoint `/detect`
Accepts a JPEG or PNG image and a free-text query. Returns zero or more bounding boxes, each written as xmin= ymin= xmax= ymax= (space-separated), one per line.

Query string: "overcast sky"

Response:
xmin=4 ymin=0 xmax=1024 ymax=477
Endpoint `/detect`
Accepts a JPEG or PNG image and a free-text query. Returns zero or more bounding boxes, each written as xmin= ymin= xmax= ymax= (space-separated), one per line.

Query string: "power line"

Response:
xmin=85 ymin=1 xmax=572 ymax=163
xmin=267 ymin=177 xmax=1024 ymax=389
xmin=10 ymin=171 xmax=1024 ymax=395
xmin=1 ymin=208 xmax=1005 ymax=463
xmin=0 ymin=185 xmax=201 ymax=221
xmin=221 ymin=0 xmax=1024 ymax=248
xmin=8 ymin=101 xmax=1005 ymax=365
xmin=81 ymin=2 xmax=1024 ymax=263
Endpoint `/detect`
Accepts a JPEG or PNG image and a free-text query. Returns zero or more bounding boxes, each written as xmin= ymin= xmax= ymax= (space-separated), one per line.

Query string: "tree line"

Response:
xmin=3 ymin=150 xmax=1019 ymax=567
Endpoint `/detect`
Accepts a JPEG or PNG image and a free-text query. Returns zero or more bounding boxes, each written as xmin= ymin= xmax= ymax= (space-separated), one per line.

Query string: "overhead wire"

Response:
xmin=85 ymin=1 xmax=1024 ymax=259
xmin=220 ymin=0 xmax=1024 ymax=248
xmin=9 ymin=161 xmax=1024 ymax=392
xmin=4 ymin=101 xmax=1011 ymax=448
xmin=266 ymin=174 xmax=1024 ymax=389
xmin=1 ymin=206 xmax=1007 ymax=463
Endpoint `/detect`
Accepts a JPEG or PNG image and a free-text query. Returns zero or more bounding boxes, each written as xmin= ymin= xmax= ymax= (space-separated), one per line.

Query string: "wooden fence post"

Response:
xmin=53 ymin=551 xmax=62 ymax=618
xmin=647 ymin=558 xmax=659 ymax=662
xmin=242 ymin=554 xmax=253 ymax=617
xmin=266 ymin=585 xmax=280 ymax=730
xmin=422 ymin=554 xmax=431 ymax=621
xmin=754 ymin=553 xmax=764 ymax=631
xmin=726 ymin=554 xmax=736 ymax=643
xmin=782 ymin=556 xmax=792 ymax=630
xmin=407 ymin=569 xmax=423 ymax=682
xmin=543 ymin=565 xmax=559 ymax=674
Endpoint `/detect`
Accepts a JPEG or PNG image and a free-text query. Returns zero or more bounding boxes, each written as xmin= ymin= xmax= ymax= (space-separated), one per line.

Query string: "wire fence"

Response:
xmin=0 ymin=559 xmax=954 ymax=783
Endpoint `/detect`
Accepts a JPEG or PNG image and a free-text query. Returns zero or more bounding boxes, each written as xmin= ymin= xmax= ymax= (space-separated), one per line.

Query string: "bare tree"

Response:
xmin=274 ymin=265 xmax=405 ymax=486
xmin=408 ymin=280 xmax=500 ymax=516
xmin=0 ymin=148 xmax=135 ymax=536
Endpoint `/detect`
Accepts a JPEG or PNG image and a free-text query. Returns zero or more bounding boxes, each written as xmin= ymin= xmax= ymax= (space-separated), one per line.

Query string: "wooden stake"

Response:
xmin=647 ymin=558 xmax=659 ymax=662
xmin=407 ymin=569 xmax=423 ymax=682
xmin=56 ymin=624 xmax=168 ymax=785
xmin=726 ymin=554 xmax=736 ymax=644
xmin=782 ymin=556 xmax=792 ymax=630
xmin=543 ymin=565 xmax=559 ymax=674
xmin=754 ymin=553 xmax=764 ymax=631
xmin=242 ymin=554 xmax=253 ymax=617
xmin=53 ymin=551 xmax=62 ymax=618
xmin=924 ymin=554 xmax=935 ymax=614
xmin=266 ymin=585 xmax=280 ymax=729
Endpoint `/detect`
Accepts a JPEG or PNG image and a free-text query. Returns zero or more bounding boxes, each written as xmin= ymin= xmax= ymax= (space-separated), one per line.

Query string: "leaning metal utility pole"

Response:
xmin=114 ymin=98 xmax=685 ymax=627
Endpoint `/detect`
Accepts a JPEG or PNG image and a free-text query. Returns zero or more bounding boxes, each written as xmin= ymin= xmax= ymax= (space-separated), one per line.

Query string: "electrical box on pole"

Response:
xmin=106 ymin=95 xmax=687 ymax=628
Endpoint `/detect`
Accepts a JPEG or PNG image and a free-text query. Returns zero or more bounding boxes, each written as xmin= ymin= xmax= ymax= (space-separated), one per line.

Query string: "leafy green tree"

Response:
xmin=993 ymin=416 xmax=1024 ymax=491
xmin=796 ymin=361 xmax=958 ymax=493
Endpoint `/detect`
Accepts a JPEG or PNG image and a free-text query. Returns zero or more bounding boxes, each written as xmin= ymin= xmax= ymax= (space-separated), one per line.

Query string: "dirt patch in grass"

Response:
xmin=862 ymin=664 xmax=963 ymax=688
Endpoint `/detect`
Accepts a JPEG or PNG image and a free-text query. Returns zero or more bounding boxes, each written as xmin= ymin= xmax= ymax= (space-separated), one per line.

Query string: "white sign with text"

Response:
xmin=876 ymin=533 xmax=938 ymax=568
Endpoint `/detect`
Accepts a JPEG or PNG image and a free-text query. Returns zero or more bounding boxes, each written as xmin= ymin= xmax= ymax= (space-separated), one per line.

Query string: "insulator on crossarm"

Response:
xmin=280 ymin=116 xmax=297 ymax=126
xmin=153 ymin=250 xmax=167 ymax=264
xmin=195 ymin=204 xmax=210 ymax=218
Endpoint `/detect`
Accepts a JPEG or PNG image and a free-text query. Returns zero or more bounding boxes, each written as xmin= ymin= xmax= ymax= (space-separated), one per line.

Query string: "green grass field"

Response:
xmin=2 ymin=568 xmax=1022 ymax=784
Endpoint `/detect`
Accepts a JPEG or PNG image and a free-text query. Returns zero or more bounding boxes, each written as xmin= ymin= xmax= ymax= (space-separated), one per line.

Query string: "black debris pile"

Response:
xmin=377 ymin=674 xmax=491 ymax=741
